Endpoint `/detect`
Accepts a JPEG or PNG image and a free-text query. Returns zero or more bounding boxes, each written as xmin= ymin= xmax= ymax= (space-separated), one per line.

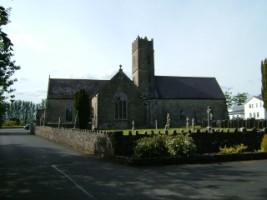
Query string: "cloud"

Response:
xmin=13 ymin=88 xmax=47 ymax=103
xmin=9 ymin=32 xmax=46 ymax=51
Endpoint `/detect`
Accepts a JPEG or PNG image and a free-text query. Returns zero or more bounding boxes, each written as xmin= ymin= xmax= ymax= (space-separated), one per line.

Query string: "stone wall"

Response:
xmin=34 ymin=126 xmax=114 ymax=157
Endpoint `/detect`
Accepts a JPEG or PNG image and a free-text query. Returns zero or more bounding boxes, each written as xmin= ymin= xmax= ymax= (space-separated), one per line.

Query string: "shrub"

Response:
xmin=3 ymin=120 xmax=19 ymax=127
xmin=219 ymin=143 xmax=248 ymax=154
xmin=133 ymin=136 xmax=168 ymax=158
xmin=165 ymin=135 xmax=196 ymax=157
xmin=133 ymin=134 xmax=196 ymax=158
xmin=260 ymin=134 xmax=267 ymax=152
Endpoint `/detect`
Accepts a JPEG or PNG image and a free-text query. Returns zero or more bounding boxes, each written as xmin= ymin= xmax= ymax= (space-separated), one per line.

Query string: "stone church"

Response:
xmin=46 ymin=36 xmax=227 ymax=129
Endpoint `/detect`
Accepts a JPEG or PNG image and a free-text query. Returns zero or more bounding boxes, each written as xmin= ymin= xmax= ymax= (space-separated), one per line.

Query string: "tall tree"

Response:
xmin=232 ymin=92 xmax=248 ymax=106
xmin=0 ymin=6 xmax=20 ymax=127
xmin=4 ymin=100 xmax=36 ymax=124
xmin=224 ymin=89 xmax=233 ymax=108
xmin=262 ymin=58 xmax=267 ymax=109
xmin=74 ymin=89 xmax=90 ymax=129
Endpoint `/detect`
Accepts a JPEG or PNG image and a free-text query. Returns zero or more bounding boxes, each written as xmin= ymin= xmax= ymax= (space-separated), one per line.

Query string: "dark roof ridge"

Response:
xmin=49 ymin=77 xmax=109 ymax=81
xmin=155 ymin=75 xmax=216 ymax=79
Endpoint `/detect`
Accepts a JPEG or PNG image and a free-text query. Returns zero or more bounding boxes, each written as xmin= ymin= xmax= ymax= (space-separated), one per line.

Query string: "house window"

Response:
xmin=66 ymin=105 xmax=72 ymax=122
xmin=114 ymin=92 xmax=128 ymax=120
xmin=257 ymin=112 xmax=260 ymax=118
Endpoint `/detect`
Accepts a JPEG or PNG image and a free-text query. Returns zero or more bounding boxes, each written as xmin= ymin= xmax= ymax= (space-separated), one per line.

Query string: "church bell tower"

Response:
xmin=132 ymin=36 xmax=155 ymax=97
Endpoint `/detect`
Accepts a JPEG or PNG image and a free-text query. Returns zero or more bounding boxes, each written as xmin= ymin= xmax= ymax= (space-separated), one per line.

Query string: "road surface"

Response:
xmin=1 ymin=128 xmax=267 ymax=199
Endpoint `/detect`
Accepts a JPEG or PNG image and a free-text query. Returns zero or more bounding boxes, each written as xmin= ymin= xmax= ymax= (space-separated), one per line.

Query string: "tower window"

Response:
xmin=114 ymin=92 xmax=128 ymax=120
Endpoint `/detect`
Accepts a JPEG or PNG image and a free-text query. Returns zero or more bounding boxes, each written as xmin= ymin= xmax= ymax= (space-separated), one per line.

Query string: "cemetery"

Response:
xmin=33 ymin=108 xmax=267 ymax=166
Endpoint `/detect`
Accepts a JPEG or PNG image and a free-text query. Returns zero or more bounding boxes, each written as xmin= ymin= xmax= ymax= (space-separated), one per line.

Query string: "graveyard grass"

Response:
xmin=107 ymin=127 xmax=257 ymax=135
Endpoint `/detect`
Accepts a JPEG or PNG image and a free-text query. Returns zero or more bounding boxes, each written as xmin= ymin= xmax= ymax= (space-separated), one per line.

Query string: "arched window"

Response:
xmin=114 ymin=92 xmax=128 ymax=120
xmin=66 ymin=105 xmax=72 ymax=122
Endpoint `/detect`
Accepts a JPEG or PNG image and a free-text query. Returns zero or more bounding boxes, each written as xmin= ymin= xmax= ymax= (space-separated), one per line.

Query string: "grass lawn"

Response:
xmin=106 ymin=127 xmax=255 ymax=135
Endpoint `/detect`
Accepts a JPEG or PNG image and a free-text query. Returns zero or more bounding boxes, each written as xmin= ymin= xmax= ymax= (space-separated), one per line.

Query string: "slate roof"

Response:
xmin=47 ymin=78 xmax=109 ymax=99
xmin=152 ymin=76 xmax=225 ymax=99
xmin=47 ymin=75 xmax=225 ymax=100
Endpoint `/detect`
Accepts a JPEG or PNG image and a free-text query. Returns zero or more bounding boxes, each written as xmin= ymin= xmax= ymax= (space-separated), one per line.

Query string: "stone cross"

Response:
xmin=192 ymin=118 xmax=195 ymax=130
xmin=207 ymin=106 xmax=213 ymax=130
xmin=186 ymin=117 xmax=189 ymax=130
xmin=73 ymin=112 xmax=78 ymax=129
xmin=165 ymin=113 xmax=170 ymax=130
xmin=132 ymin=120 xmax=135 ymax=130
xmin=58 ymin=117 xmax=61 ymax=128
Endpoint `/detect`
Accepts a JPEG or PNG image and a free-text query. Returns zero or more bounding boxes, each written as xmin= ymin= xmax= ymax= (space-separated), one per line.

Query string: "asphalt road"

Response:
xmin=1 ymin=128 xmax=267 ymax=200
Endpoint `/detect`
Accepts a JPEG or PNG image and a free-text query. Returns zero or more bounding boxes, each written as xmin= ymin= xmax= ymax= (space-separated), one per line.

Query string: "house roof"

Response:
xmin=245 ymin=95 xmax=263 ymax=104
xmin=152 ymin=76 xmax=225 ymax=99
xmin=47 ymin=78 xmax=109 ymax=99
xmin=228 ymin=105 xmax=244 ymax=112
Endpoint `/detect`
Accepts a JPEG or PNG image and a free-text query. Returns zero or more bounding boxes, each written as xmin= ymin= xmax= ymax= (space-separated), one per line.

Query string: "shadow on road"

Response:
xmin=0 ymin=135 xmax=267 ymax=199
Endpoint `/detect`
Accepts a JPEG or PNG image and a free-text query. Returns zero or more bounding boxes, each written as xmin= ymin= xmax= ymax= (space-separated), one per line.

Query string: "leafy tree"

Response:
xmin=74 ymin=89 xmax=90 ymax=129
xmin=224 ymin=90 xmax=248 ymax=107
xmin=224 ymin=90 xmax=233 ymax=108
xmin=232 ymin=92 xmax=248 ymax=106
xmin=261 ymin=58 xmax=267 ymax=109
xmin=0 ymin=6 xmax=20 ymax=127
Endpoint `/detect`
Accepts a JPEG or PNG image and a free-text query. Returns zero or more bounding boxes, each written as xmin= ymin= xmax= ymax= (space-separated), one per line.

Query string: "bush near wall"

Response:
xmin=34 ymin=126 xmax=266 ymax=158
xmin=113 ymin=131 xmax=264 ymax=156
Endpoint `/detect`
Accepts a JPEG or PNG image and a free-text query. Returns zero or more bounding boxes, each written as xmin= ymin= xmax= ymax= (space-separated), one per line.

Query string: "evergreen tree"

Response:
xmin=4 ymin=100 xmax=36 ymax=124
xmin=0 ymin=6 xmax=20 ymax=127
xmin=262 ymin=58 xmax=267 ymax=109
xmin=74 ymin=89 xmax=90 ymax=129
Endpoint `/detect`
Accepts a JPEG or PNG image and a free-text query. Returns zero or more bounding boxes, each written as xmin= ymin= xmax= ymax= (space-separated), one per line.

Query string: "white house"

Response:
xmin=228 ymin=105 xmax=244 ymax=119
xmin=244 ymin=95 xmax=267 ymax=119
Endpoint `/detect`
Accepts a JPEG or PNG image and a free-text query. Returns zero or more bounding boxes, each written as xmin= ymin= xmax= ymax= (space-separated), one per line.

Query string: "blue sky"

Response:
xmin=2 ymin=0 xmax=267 ymax=103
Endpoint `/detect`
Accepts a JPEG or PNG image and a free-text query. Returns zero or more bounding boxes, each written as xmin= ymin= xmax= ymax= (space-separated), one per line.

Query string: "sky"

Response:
xmin=1 ymin=0 xmax=267 ymax=103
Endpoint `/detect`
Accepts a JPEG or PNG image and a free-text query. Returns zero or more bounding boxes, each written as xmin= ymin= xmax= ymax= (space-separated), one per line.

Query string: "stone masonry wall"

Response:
xmin=34 ymin=126 xmax=114 ymax=157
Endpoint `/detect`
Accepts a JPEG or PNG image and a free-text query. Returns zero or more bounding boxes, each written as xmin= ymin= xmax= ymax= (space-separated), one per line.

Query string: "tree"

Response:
xmin=4 ymin=100 xmax=37 ymax=124
xmin=224 ymin=89 xmax=249 ymax=108
xmin=36 ymin=99 xmax=47 ymax=109
xmin=0 ymin=6 xmax=20 ymax=127
xmin=74 ymin=89 xmax=90 ymax=129
xmin=232 ymin=92 xmax=248 ymax=106
xmin=262 ymin=58 xmax=267 ymax=109
xmin=224 ymin=89 xmax=233 ymax=108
